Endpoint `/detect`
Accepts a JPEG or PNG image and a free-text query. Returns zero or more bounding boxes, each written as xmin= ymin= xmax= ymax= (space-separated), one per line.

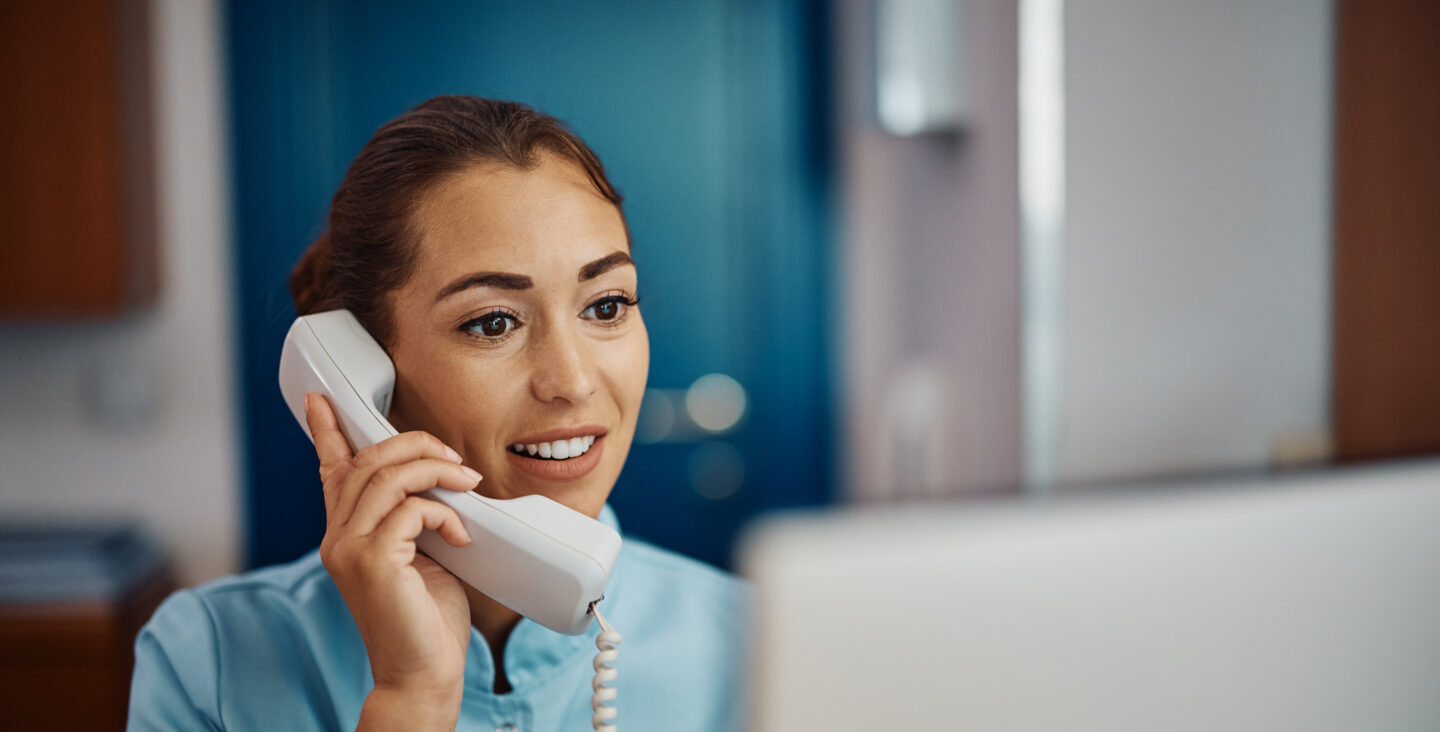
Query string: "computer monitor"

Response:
xmin=740 ymin=459 xmax=1440 ymax=731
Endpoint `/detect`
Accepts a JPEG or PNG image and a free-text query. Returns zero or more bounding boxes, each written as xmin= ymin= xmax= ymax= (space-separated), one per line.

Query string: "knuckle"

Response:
xmin=425 ymin=460 xmax=450 ymax=482
xmin=351 ymin=446 xmax=380 ymax=469
xmin=319 ymin=539 xmax=347 ymax=570
xmin=401 ymin=496 xmax=438 ymax=522
xmin=371 ymin=464 xmax=402 ymax=487
xmin=405 ymin=430 xmax=444 ymax=453
xmin=318 ymin=463 xmax=344 ymax=485
xmin=398 ymin=495 xmax=426 ymax=514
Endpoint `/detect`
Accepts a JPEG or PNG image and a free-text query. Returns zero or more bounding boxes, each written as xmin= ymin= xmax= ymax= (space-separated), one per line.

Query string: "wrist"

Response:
xmin=358 ymin=683 xmax=463 ymax=732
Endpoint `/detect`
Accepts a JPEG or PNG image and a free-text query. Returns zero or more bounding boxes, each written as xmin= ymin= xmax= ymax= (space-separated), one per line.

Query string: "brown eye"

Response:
xmin=582 ymin=294 xmax=637 ymax=324
xmin=463 ymin=311 xmax=519 ymax=339
xmin=480 ymin=314 xmax=509 ymax=335
xmin=593 ymin=300 xmax=619 ymax=321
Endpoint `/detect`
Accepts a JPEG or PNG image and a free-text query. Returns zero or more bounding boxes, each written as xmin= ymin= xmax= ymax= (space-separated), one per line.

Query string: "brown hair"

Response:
xmin=288 ymin=95 xmax=625 ymax=346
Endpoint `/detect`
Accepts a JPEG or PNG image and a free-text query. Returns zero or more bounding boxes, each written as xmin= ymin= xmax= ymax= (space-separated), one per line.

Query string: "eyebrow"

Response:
xmin=578 ymin=252 xmax=634 ymax=282
xmin=433 ymin=252 xmax=635 ymax=303
xmin=433 ymin=272 xmax=533 ymax=302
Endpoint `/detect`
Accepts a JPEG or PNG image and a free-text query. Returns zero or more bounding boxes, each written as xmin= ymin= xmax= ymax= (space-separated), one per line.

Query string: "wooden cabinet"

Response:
xmin=0 ymin=573 xmax=174 ymax=731
xmin=1333 ymin=0 xmax=1440 ymax=460
xmin=0 ymin=0 xmax=157 ymax=316
xmin=0 ymin=525 xmax=175 ymax=731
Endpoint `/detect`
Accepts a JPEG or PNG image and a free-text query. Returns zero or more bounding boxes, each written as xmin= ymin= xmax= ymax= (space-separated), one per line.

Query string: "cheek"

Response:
xmin=453 ymin=358 xmax=528 ymax=436
xmin=409 ymin=354 xmax=526 ymax=460
xmin=608 ymin=325 xmax=650 ymax=418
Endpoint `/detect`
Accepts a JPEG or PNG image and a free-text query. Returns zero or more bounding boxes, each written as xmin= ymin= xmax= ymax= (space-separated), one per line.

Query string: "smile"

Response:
xmin=510 ymin=435 xmax=599 ymax=460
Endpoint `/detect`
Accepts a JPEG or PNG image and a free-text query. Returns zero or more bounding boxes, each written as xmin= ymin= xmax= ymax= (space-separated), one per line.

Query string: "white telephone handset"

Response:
xmin=278 ymin=309 xmax=622 ymax=636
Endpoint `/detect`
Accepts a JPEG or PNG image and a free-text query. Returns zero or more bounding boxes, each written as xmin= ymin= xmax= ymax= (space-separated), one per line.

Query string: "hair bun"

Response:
xmin=289 ymin=231 xmax=336 ymax=315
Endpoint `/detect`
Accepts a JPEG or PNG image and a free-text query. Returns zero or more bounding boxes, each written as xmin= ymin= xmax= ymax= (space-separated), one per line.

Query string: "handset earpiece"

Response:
xmin=278 ymin=309 xmax=621 ymax=635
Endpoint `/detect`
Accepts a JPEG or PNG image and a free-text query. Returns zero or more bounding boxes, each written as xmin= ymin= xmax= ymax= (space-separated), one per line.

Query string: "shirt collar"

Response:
xmin=462 ymin=503 xmax=624 ymax=695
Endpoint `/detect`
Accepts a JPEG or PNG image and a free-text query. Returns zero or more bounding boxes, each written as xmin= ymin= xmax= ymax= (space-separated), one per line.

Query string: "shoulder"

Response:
xmin=194 ymin=547 xmax=334 ymax=599
xmin=610 ymin=535 xmax=750 ymax=654
xmin=621 ymin=537 xmax=747 ymax=598
xmin=136 ymin=548 xmax=356 ymax=678
xmin=145 ymin=549 xmax=342 ymax=640
xmin=131 ymin=550 xmax=364 ymax=729
xmin=616 ymin=537 xmax=749 ymax=622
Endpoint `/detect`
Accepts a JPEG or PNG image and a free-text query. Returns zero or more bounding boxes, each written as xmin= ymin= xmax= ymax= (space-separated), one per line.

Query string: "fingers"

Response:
xmin=333 ymin=430 xmax=473 ymax=526
xmin=305 ymin=393 xmax=355 ymax=466
xmin=305 ymin=393 xmax=356 ymax=515
xmin=307 ymin=406 xmax=478 ymax=572
xmin=374 ymin=496 xmax=473 ymax=550
xmin=344 ymin=458 xmax=483 ymax=535
xmin=355 ymin=429 xmax=464 ymax=470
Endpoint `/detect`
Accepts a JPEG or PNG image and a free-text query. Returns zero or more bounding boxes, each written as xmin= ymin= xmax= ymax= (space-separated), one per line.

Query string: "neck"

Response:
xmin=465 ymin=586 xmax=523 ymax=693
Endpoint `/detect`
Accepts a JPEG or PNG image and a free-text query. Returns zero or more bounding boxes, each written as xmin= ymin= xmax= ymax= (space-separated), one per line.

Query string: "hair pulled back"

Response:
xmin=289 ymin=95 xmax=624 ymax=346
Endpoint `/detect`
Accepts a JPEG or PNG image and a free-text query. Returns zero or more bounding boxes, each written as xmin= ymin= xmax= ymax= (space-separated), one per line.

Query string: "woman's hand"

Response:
xmin=303 ymin=393 xmax=481 ymax=725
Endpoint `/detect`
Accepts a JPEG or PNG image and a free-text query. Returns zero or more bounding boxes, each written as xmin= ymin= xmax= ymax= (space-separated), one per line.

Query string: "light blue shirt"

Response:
xmin=128 ymin=507 xmax=747 ymax=731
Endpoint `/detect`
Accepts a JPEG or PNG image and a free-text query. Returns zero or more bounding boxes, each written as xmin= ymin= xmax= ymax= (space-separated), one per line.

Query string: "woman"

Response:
xmin=129 ymin=96 xmax=746 ymax=731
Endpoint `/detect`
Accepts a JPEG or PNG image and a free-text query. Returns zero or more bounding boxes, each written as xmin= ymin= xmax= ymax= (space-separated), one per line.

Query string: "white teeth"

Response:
xmin=511 ymin=436 xmax=601 ymax=460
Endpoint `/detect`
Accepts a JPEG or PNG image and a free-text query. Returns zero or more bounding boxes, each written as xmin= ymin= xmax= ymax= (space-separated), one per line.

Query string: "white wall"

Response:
xmin=1051 ymin=0 xmax=1335 ymax=484
xmin=0 ymin=0 xmax=240 ymax=586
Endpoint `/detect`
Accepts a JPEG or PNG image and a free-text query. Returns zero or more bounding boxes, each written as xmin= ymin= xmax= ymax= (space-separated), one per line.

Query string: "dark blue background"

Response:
xmin=227 ymin=0 xmax=834 ymax=570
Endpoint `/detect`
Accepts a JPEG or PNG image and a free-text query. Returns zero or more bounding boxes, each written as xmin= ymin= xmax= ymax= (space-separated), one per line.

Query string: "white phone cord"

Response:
xmin=590 ymin=603 xmax=622 ymax=732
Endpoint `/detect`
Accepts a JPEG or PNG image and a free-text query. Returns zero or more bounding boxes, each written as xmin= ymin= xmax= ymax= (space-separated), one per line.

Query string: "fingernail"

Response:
xmin=303 ymin=393 xmax=312 ymax=416
xmin=461 ymin=466 xmax=482 ymax=484
xmin=444 ymin=446 xmax=462 ymax=463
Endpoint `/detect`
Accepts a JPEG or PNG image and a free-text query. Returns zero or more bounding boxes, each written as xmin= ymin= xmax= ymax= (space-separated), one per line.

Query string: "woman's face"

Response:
xmin=385 ymin=155 xmax=647 ymax=519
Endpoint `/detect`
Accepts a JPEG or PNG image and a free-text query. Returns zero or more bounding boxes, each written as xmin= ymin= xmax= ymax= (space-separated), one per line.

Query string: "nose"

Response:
xmin=528 ymin=320 xmax=597 ymax=405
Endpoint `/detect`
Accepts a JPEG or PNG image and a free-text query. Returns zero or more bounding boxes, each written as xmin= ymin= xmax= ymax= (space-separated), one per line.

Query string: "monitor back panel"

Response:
xmin=742 ymin=460 xmax=1440 ymax=731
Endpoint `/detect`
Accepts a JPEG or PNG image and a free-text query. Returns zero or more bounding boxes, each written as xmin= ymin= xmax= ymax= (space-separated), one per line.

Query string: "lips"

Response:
xmin=509 ymin=425 xmax=607 ymax=446
xmin=506 ymin=434 xmax=605 ymax=481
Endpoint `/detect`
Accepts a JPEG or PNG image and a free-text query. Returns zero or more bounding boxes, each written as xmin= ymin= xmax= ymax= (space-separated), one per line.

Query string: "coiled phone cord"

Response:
xmin=590 ymin=603 xmax=621 ymax=731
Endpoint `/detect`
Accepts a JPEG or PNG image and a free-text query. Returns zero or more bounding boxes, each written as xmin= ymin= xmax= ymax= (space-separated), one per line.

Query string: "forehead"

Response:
xmin=406 ymin=156 xmax=627 ymax=289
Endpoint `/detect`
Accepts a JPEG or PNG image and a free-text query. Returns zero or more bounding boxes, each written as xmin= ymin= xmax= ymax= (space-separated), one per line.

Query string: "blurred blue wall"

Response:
xmin=227 ymin=0 xmax=833 ymax=569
